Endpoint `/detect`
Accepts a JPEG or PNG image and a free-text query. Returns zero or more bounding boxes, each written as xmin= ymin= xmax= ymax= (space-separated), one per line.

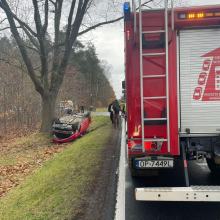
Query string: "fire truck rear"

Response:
xmin=124 ymin=0 xmax=220 ymax=201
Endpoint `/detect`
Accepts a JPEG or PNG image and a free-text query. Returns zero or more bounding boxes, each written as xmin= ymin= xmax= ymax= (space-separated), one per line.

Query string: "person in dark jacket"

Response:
xmin=112 ymin=100 xmax=121 ymax=128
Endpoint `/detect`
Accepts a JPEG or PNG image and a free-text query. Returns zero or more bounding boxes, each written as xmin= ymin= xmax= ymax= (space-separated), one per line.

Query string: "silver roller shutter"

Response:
xmin=179 ymin=28 xmax=220 ymax=134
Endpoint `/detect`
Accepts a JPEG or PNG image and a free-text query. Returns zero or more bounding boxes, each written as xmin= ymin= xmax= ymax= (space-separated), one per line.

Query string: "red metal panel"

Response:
xmin=168 ymin=31 xmax=179 ymax=155
xmin=125 ymin=11 xmax=179 ymax=156
xmin=125 ymin=4 xmax=220 ymax=157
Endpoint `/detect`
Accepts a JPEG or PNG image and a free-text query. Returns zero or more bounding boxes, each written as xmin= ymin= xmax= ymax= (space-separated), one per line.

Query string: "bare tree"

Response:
xmin=0 ymin=0 xmax=126 ymax=132
xmin=0 ymin=0 xmax=168 ymax=132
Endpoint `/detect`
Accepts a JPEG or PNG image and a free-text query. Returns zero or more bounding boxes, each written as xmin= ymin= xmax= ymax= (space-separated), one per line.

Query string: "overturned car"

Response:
xmin=52 ymin=111 xmax=91 ymax=143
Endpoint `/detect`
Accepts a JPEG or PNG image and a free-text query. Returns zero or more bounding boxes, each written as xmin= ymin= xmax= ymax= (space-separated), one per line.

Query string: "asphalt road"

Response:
xmin=125 ymin=152 xmax=220 ymax=220
xmin=82 ymin=117 xmax=121 ymax=220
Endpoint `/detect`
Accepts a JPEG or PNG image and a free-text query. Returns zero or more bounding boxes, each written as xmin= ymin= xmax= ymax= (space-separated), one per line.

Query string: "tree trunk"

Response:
xmin=40 ymin=93 xmax=57 ymax=132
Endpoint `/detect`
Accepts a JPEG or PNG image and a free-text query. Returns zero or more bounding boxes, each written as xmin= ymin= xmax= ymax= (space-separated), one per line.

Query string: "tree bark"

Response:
xmin=40 ymin=93 xmax=57 ymax=132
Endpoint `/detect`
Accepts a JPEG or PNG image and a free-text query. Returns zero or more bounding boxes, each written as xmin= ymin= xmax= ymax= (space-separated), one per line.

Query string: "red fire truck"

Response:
xmin=124 ymin=0 xmax=220 ymax=201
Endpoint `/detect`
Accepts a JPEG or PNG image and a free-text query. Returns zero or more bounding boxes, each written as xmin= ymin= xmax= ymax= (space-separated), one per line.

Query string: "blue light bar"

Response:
xmin=124 ymin=2 xmax=130 ymax=13
xmin=124 ymin=2 xmax=131 ymax=21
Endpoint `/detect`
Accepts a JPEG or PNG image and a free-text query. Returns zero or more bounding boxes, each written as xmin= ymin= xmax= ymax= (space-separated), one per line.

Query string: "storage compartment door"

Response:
xmin=179 ymin=28 xmax=220 ymax=134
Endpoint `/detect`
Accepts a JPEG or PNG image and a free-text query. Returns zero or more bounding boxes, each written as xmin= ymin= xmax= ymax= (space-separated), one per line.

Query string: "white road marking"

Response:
xmin=114 ymin=120 xmax=125 ymax=220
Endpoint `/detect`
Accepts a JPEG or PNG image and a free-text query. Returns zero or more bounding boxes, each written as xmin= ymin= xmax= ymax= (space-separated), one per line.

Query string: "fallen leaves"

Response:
xmin=0 ymin=133 xmax=68 ymax=198
xmin=0 ymin=163 xmax=31 ymax=197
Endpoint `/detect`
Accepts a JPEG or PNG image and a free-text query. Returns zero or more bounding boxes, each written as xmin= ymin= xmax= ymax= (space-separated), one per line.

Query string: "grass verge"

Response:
xmin=0 ymin=116 xmax=111 ymax=220
xmin=0 ymin=132 xmax=65 ymax=197
xmin=95 ymin=107 xmax=107 ymax=112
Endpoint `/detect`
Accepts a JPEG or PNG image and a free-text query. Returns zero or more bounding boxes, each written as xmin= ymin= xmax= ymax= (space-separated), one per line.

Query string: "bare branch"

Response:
xmin=13 ymin=15 xmax=37 ymax=37
xmin=0 ymin=3 xmax=37 ymax=37
xmin=0 ymin=18 xmax=7 ymax=25
xmin=0 ymin=15 xmax=39 ymax=51
xmin=78 ymin=16 xmax=123 ymax=36
xmin=0 ymin=0 xmax=44 ymax=95
xmin=78 ymin=0 xmax=154 ymax=36
xmin=22 ymin=27 xmax=40 ymax=51
xmin=65 ymin=0 xmax=76 ymax=41
xmin=24 ymin=44 xmax=39 ymax=53
xmin=32 ymin=0 xmax=50 ymax=91
xmin=53 ymin=0 xmax=64 ymax=46
xmin=32 ymin=0 xmax=43 ymax=35
xmin=49 ymin=0 xmax=55 ymax=6
xmin=69 ymin=0 xmax=89 ymax=44
xmin=139 ymin=0 xmax=153 ymax=9
xmin=43 ymin=0 xmax=49 ymax=34
xmin=51 ymin=0 xmax=64 ymax=77
xmin=50 ymin=0 xmax=90 ymax=93
xmin=0 ymin=26 xmax=12 ymax=31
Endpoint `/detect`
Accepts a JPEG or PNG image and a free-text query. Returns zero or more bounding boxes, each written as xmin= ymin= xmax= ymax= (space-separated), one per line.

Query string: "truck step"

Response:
xmin=144 ymin=138 xmax=167 ymax=142
xmin=142 ymin=52 xmax=166 ymax=56
xmin=144 ymin=118 xmax=167 ymax=121
xmin=142 ymin=30 xmax=165 ymax=34
xmin=143 ymin=74 xmax=166 ymax=78
xmin=135 ymin=186 xmax=220 ymax=202
xmin=144 ymin=96 xmax=166 ymax=100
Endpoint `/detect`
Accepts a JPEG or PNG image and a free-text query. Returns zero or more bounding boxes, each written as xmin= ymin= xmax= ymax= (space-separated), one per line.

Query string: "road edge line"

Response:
xmin=114 ymin=120 xmax=125 ymax=220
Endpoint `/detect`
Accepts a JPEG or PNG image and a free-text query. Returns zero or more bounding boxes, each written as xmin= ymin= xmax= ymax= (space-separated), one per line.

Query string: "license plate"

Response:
xmin=135 ymin=158 xmax=174 ymax=169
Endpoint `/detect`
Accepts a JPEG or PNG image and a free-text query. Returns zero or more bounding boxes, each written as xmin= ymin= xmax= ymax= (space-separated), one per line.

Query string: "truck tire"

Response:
xmin=206 ymin=158 xmax=220 ymax=174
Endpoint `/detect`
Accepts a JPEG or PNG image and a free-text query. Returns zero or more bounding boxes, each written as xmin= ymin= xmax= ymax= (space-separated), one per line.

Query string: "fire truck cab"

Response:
xmin=124 ymin=0 xmax=220 ymax=201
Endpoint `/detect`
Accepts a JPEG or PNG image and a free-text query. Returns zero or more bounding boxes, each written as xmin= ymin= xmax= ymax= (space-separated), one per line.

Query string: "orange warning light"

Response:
xmin=197 ymin=13 xmax=204 ymax=18
xmin=188 ymin=13 xmax=195 ymax=19
xmin=179 ymin=11 xmax=220 ymax=20
xmin=205 ymin=12 xmax=214 ymax=17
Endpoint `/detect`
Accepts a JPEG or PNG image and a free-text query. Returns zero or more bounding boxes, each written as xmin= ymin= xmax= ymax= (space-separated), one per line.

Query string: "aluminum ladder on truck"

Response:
xmin=138 ymin=0 xmax=170 ymax=153
xmin=135 ymin=0 xmax=220 ymax=202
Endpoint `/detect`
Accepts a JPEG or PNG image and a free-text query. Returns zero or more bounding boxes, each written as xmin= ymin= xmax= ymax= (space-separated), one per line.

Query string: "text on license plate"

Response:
xmin=136 ymin=160 xmax=174 ymax=168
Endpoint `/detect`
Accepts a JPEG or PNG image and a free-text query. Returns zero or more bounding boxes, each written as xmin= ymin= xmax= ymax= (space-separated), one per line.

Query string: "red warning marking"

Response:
xmin=193 ymin=87 xmax=203 ymax=100
xmin=144 ymin=142 xmax=152 ymax=151
xmin=198 ymin=72 xmax=207 ymax=85
xmin=193 ymin=47 xmax=220 ymax=101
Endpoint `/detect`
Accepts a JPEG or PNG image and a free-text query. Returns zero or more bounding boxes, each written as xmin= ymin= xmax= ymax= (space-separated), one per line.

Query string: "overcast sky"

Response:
xmin=83 ymin=0 xmax=220 ymax=98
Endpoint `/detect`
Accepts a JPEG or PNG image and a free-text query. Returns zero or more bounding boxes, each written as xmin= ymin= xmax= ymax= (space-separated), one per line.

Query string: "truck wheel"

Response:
xmin=206 ymin=158 xmax=220 ymax=174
